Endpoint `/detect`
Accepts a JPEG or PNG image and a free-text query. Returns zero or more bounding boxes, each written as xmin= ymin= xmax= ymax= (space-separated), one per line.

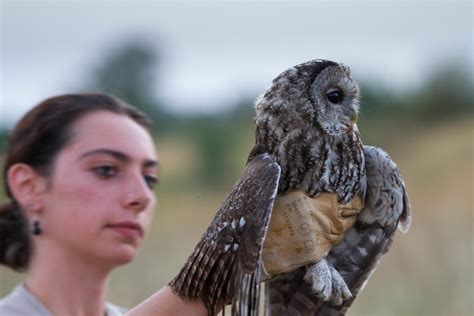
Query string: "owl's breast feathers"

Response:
xmin=253 ymin=123 xmax=366 ymax=204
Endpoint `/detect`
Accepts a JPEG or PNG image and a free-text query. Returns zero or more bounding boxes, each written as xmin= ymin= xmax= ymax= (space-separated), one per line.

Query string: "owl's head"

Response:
xmin=255 ymin=59 xmax=360 ymax=136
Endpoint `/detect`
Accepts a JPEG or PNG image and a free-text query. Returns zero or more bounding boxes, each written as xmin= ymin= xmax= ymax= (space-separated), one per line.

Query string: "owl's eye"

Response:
xmin=326 ymin=89 xmax=344 ymax=104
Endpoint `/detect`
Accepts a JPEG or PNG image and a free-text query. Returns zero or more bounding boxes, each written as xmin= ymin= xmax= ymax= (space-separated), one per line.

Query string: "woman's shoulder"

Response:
xmin=0 ymin=284 xmax=52 ymax=316
xmin=0 ymin=284 xmax=127 ymax=316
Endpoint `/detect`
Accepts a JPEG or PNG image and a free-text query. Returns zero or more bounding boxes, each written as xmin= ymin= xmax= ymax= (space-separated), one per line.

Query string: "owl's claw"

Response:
xmin=304 ymin=259 xmax=332 ymax=300
xmin=304 ymin=259 xmax=352 ymax=305
xmin=329 ymin=264 xmax=352 ymax=305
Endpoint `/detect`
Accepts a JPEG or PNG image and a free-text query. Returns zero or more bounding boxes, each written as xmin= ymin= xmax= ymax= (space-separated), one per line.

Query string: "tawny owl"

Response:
xmin=169 ymin=59 xmax=412 ymax=315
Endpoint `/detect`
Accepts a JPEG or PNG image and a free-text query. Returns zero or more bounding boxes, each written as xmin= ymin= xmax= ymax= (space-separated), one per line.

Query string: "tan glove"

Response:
xmin=262 ymin=191 xmax=364 ymax=276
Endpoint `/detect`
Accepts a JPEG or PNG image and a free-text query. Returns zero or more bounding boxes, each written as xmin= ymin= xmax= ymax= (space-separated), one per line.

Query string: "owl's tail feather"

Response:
xmin=231 ymin=264 xmax=261 ymax=316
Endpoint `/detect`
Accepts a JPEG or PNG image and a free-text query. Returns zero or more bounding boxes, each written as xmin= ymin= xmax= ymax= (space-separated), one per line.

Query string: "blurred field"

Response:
xmin=0 ymin=117 xmax=472 ymax=316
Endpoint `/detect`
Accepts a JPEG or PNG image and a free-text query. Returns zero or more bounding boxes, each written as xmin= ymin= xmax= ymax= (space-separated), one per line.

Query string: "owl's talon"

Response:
xmin=329 ymin=265 xmax=352 ymax=305
xmin=305 ymin=259 xmax=332 ymax=300
xmin=304 ymin=259 xmax=352 ymax=305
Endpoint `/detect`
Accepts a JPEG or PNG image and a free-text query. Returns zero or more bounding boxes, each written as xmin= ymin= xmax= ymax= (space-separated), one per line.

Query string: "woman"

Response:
xmin=0 ymin=94 xmax=208 ymax=315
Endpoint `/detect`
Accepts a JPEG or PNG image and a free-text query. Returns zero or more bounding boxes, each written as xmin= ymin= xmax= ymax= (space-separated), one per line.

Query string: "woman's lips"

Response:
xmin=107 ymin=221 xmax=143 ymax=238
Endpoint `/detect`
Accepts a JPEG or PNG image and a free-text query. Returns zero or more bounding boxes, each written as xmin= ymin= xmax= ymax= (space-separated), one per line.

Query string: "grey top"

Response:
xmin=0 ymin=284 xmax=127 ymax=316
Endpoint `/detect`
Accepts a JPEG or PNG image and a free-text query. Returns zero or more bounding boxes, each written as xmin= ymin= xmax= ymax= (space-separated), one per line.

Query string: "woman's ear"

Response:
xmin=7 ymin=163 xmax=47 ymax=214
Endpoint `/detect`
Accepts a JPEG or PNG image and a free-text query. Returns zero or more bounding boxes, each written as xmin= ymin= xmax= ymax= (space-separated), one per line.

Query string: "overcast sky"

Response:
xmin=1 ymin=0 xmax=472 ymax=126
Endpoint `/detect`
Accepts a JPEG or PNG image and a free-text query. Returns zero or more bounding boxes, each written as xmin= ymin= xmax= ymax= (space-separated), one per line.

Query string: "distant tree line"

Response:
xmin=0 ymin=38 xmax=472 ymax=187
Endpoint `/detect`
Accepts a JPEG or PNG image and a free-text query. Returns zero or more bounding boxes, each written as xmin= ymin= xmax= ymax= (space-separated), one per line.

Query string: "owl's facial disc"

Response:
xmin=324 ymin=87 xmax=359 ymax=123
xmin=311 ymin=65 xmax=360 ymax=132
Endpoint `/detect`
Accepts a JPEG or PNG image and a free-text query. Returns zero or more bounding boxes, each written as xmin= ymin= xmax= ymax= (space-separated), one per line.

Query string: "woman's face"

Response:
xmin=39 ymin=111 xmax=158 ymax=267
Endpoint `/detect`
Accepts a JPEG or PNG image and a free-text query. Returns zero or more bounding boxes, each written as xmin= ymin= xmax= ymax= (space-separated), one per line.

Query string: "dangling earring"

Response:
xmin=32 ymin=220 xmax=42 ymax=236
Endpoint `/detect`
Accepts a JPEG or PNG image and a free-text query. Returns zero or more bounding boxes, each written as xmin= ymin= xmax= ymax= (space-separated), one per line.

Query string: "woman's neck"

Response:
xmin=25 ymin=242 xmax=113 ymax=316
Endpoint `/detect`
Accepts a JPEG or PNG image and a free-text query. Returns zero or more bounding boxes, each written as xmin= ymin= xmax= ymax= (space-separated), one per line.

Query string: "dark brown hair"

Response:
xmin=0 ymin=93 xmax=151 ymax=270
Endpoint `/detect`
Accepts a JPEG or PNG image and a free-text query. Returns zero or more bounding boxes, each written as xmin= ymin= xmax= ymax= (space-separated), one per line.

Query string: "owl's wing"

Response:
xmin=169 ymin=153 xmax=281 ymax=315
xmin=265 ymin=145 xmax=411 ymax=315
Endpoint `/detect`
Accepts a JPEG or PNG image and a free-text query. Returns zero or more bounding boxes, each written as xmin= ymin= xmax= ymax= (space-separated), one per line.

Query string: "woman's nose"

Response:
xmin=124 ymin=175 xmax=152 ymax=213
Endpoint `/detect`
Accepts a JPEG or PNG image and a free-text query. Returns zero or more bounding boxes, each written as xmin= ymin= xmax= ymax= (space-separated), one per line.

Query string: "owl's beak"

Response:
xmin=344 ymin=107 xmax=359 ymax=123
xmin=352 ymin=112 xmax=359 ymax=123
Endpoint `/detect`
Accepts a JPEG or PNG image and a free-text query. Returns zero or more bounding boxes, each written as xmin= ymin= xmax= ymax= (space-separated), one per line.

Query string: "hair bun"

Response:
xmin=0 ymin=201 xmax=31 ymax=270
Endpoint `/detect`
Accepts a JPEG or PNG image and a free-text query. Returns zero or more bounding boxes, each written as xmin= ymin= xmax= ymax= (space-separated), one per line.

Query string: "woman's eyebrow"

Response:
xmin=143 ymin=160 xmax=159 ymax=168
xmin=79 ymin=148 xmax=129 ymax=161
xmin=78 ymin=148 xmax=158 ymax=167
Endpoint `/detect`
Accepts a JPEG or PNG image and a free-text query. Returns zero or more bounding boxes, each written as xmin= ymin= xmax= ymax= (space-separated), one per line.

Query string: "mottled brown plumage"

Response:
xmin=265 ymin=146 xmax=411 ymax=315
xmin=251 ymin=60 xmax=365 ymax=203
xmin=169 ymin=59 xmax=411 ymax=315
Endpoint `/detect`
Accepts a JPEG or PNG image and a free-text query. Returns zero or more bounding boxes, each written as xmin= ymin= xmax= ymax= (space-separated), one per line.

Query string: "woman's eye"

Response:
xmin=94 ymin=166 xmax=117 ymax=178
xmin=326 ymin=89 xmax=344 ymax=104
xmin=144 ymin=175 xmax=158 ymax=190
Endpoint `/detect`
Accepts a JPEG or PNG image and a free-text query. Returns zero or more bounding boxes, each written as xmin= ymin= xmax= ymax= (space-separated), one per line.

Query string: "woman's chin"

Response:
xmin=105 ymin=244 xmax=139 ymax=266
